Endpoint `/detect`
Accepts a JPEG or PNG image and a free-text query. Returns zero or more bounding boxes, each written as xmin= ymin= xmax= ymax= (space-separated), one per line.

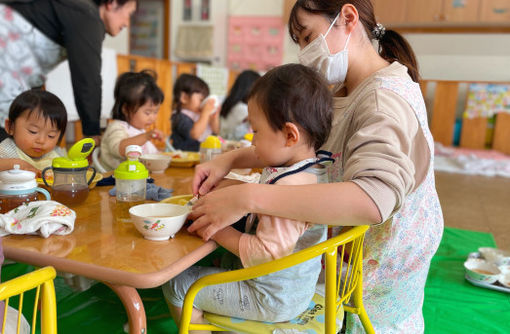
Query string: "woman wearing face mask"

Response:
xmin=188 ymin=1 xmax=443 ymax=333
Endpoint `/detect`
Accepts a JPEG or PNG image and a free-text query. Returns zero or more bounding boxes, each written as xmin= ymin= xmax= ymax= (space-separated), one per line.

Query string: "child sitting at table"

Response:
xmin=98 ymin=70 xmax=165 ymax=171
xmin=163 ymin=64 xmax=333 ymax=326
xmin=0 ymin=89 xmax=67 ymax=172
xmin=170 ymin=74 xmax=220 ymax=152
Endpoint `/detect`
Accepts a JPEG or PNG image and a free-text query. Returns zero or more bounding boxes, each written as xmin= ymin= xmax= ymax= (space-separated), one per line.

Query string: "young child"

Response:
xmin=0 ymin=90 xmax=67 ymax=171
xmin=98 ymin=70 xmax=165 ymax=171
xmin=170 ymin=74 xmax=220 ymax=152
xmin=219 ymin=70 xmax=260 ymax=140
xmin=163 ymin=64 xmax=333 ymax=327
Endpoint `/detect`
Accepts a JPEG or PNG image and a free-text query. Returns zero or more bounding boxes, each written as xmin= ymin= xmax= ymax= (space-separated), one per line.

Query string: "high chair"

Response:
xmin=179 ymin=225 xmax=374 ymax=334
xmin=0 ymin=266 xmax=57 ymax=334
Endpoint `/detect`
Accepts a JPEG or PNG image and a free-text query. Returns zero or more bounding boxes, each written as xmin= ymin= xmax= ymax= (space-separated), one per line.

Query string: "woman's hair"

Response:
xmin=111 ymin=69 xmax=164 ymax=122
xmin=172 ymin=74 xmax=210 ymax=114
xmin=288 ymin=0 xmax=420 ymax=82
xmin=220 ymin=70 xmax=261 ymax=118
xmin=8 ymin=89 xmax=67 ymax=143
xmin=92 ymin=0 xmax=137 ymax=6
xmin=249 ymin=64 xmax=332 ymax=151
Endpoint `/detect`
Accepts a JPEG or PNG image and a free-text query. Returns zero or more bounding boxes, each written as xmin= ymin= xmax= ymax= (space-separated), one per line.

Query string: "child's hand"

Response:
xmin=11 ymin=159 xmax=41 ymax=175
xmin=201 ymin=98 xmax=217 ymax=116
xmin=146 ymin=129 xmax=165 ymax=141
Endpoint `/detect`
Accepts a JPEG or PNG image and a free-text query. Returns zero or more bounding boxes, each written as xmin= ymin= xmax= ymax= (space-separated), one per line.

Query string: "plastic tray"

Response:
xmin=465 ymin=252 xmax=510 ymax=293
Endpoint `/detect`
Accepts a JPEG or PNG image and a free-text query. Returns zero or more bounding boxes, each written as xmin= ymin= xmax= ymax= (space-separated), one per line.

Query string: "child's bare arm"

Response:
xmin=0 ymin=158 xmax=40 ymax=175
xmin=210 ymin=226 xmax=242 ymax=257
xmin=190 ymin=99 xmax=215 ymax=140
xmin=209 ymin=111 xmax=220 ymax=135
xmin=118 ymin=130 xmax=161 ymax=156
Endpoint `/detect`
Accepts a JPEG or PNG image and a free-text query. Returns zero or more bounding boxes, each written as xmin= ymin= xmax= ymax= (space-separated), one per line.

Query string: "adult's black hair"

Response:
xmin=8 ymin=89 xmax=68 ymax=143
xmin=111 ymin=69 xmax=164 ymax=122
xmin=249 ymin=64 xmax=332 ymax=150
xmin=220 ymin=70 xmax=261 ymax=118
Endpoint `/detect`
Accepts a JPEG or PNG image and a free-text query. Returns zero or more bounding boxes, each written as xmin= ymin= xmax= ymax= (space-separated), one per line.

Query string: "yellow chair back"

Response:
xmin=179 ymin=225 xmax=374 ymax=334
xmin=0 ymin=267 xmax=57 ymax=334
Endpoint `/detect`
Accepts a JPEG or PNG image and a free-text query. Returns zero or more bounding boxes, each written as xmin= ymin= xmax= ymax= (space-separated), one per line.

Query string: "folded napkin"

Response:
xmin=108 ymin=183 xmax=173 ymax=201
xmin=0 ymin=201 xmax=76 ymax=238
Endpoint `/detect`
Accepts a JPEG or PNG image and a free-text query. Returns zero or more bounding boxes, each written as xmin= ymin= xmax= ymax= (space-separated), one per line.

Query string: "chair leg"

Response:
xmin=357 ymin=307 xmax=374 ymax=334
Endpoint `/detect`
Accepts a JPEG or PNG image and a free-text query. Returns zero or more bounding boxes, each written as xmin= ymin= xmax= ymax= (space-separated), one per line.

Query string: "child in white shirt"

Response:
xmin=98 ymin=70 xmax=164 ymax=171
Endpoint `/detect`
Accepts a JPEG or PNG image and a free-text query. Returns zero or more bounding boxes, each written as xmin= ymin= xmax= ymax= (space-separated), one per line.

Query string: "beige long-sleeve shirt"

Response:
xmin=322 ymin=62 xmax=430 ymax=222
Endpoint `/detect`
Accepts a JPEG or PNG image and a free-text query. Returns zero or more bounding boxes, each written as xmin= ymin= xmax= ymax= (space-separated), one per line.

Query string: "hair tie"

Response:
xmin=373 ymin=23 xmax=386 ymax=40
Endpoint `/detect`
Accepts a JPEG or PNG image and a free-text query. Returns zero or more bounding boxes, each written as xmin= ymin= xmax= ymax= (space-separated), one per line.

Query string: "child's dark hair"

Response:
xmin=111 ymin=69 xmax=164 ymax=122
xmin=289 ymin=0 xmax=420 ymax=82
xmin=8 ymin=89 xmax=67 ymax=143
xmin=172 ymin=74 xmax=210 ymax=114
xmin=248 ymin=64 xmax=332 ymax=150
xmin=220 ymin=70 xmax=261 ymax=118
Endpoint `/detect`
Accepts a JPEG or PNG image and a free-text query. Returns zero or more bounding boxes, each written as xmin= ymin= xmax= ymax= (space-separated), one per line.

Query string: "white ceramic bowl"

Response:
xmin=129 ymin=203 xmax=189 ymax=241
xmin=140 ymin=154 xmax=172 ymax=173
xmin=464 ymin=258 xmax=501 ymax=284
xmin=479 ymin=247 xmax=510 ymax=266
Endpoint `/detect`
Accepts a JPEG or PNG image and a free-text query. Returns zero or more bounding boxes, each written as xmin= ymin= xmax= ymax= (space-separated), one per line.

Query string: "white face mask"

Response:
xmin=298 ymin=13 xmax=351 ymax=84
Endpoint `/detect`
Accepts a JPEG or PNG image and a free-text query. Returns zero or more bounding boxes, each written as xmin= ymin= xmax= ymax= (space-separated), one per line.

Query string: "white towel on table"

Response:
xmin=0 ymin=201 xmax=75 ymax=238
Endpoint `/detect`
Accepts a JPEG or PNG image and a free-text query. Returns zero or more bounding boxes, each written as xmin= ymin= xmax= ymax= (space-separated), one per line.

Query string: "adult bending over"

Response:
xmin=188 ymin=1 xmax=443 ymax=333
xmin=0 ymin=0 xmax=137 ymax=143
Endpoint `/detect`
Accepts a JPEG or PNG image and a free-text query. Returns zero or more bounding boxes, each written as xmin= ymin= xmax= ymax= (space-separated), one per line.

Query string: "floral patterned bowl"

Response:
xmin=129 ymin=203 xmax=189 ymax=241
xmin=464 ymin=258 xmax=501 ymax=284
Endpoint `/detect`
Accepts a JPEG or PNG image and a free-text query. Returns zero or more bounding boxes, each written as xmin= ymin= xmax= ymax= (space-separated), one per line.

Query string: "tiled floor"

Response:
xmin=435 ymin=171 xmax=510 ymax=248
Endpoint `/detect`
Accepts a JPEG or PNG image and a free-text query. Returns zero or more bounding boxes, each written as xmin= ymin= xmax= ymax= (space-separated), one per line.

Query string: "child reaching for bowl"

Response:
xmin=170 ymin=74 xmax=220 ymax=152
xmin=0 ymin=90 xmax=67 ymax=172
xmin=98 ymin=70 xmax=165 ymax=171
xmin=163 ymin=64 xmax=334 ymax=326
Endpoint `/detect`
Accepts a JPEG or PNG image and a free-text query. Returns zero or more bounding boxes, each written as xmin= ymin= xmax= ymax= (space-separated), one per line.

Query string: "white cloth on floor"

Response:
xmin=434 ymin=142 xmax=510 ymax=177
xmin=0 ymin=201 xmax=75 ymax=238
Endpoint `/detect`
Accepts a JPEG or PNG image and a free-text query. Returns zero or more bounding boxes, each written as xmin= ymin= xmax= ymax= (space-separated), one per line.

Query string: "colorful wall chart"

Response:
xmin=227 ymin=16 xmax=284 ymax=71
xmin=465 ymin=83 xmax=510 ymax=119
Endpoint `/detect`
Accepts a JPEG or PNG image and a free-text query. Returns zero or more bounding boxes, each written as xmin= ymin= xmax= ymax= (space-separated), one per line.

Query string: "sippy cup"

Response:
xmin=0 ymin=165 xmax=51 ymax=213
xmin=42 ymin=138 xmax=96 ymax=206
xmin=200 ymin=135 xmax=222 ymax=163
xmin=114 ymin=145 xmax=148 ymax=222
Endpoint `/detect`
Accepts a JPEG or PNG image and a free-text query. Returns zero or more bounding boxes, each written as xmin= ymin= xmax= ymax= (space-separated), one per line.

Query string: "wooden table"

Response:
xmin=2 ymin=167 xmax=216 ymax=334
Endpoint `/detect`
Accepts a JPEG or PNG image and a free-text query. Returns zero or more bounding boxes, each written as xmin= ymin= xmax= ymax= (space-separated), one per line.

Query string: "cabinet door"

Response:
xmin=443 ymin=0 xmax=481 ymax=22
xmin=407 ymin=0 xmax=444 ymax=23
xmin=480 ymin=0 xmax=510 ymax=22
xmin=373 ymin=0 xmax=407 ymax=25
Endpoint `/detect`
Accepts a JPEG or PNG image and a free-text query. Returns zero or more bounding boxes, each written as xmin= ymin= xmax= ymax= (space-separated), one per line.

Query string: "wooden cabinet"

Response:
xmin=480 ymin=0 xmax=510 ymax=22
xmin=373 ymin=0 xmax=407 ymax=25
xmin=405 ymin=0 xmax=481 ymax=24
xmin=406 ymin=0 xmax=444 ymax=23
xmin=443 ymin=0 xmax=481 ymax=23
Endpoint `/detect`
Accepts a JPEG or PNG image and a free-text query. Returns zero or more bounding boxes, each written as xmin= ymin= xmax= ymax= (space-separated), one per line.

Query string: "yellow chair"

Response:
xmin=179 ymin=225 xmax=374 ymax=334
xmin=0 ymin=266 xmax=57 ymax=334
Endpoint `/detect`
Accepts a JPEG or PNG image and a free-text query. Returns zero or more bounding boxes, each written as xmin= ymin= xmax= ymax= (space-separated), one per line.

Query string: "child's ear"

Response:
xmin=4 ymin=119 xmax=13 ymax=135
xmin=180 ymin=92 xmax=189 ymax=105
xmin=283 ymin=122 xmax=300 ymax=147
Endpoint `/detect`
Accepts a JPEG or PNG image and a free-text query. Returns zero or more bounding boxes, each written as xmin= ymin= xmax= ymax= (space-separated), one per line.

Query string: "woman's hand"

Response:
xmin=0 ymin=158 xmax=40 ymax=175
xmin=192 ymin=155 xmax=234 ymax=196
xmin=188 ymin=183 xmax=251 ymax=240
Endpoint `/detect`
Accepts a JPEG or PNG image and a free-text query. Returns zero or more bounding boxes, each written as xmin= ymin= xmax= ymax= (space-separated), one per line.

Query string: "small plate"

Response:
xmin=465 ymin=275 xmax=510 ymax=294
xmin=160 ymin=194 xmax=193 ymax=206
xmin=163 ymin=152 xmax=200 ymax=168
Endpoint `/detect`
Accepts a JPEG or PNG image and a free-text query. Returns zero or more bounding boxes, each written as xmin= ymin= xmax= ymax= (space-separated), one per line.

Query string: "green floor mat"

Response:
xmin=3 ymin=230 xmax=510 ymax=333
xmin=423 ymin=227 xmax=510 ymax=334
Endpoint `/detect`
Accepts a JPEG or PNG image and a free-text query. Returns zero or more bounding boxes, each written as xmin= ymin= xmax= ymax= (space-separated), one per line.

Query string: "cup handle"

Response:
xmin=87 ymin=167 xmax=97 ymax=185
xmin=41 ymin=167 xmax=52 ymax=187
xmin=35 ymin=187 xmax=51 ymax=200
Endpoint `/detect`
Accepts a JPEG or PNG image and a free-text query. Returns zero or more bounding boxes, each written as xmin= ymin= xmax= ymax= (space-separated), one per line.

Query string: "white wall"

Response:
xmin=103 ymin=29 xmax=129 ymax=55
xmin=404 ymin=33 xmax=510 ymax=81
